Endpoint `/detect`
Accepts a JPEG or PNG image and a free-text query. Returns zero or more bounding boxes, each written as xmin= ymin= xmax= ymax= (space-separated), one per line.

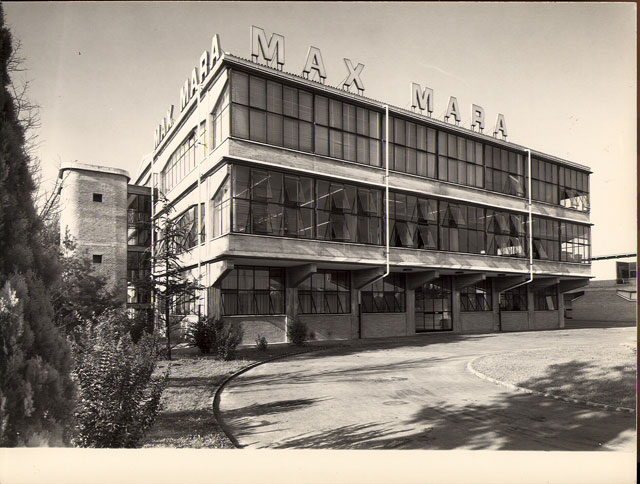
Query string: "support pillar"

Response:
xmin=285 ymin=264 xmax=318 ymax=342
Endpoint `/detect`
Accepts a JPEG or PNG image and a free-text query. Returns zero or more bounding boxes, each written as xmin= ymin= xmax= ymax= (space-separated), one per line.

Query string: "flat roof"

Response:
xmin=59 ymin=161 xmax=130 ymax=180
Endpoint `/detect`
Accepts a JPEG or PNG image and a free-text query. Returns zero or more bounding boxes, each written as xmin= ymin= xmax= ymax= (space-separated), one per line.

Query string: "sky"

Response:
xmin=4 ymin=2 xmax=637 ymax=275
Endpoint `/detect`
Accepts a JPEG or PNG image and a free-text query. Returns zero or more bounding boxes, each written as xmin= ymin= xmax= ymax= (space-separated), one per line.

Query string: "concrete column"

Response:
xmin=491 ymin=279 xmax=501 ymax=331
xmin=406 ymin=288 xmax=416 ymax=336
xmin=557 ymin=284 xmax=565 ymax=328
xmin=527 ymin=286 xmax=535 ymax=330
xmin=452 ymin=284 xmax=462 ymax=333
xmin=285 ymin=286 xmax=297 ymax=343
xmin=351 ymin=277 xmax=360 ymax=339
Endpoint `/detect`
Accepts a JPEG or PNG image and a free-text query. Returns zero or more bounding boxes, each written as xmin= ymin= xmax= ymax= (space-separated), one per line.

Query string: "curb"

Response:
xmin=212 ymin=345 xmax=330 ymax=449
xmin=466 ymin=356 xmax=636 ymax=414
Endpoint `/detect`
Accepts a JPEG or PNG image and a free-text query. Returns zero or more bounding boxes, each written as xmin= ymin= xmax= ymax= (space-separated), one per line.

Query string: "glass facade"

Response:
xmin=298 ymin=270 xmax=351 ymax=314
xmin=415 ymin=277 xmax=453 ymax=331
xmin=361 ymin=273 xmax=406 ymax=313
xmin=225 ymin=164 xmax=590 ymax=263
xmin=176 ymin=205 xmax=199 ymax=253
xmin=127 ymin=193 xmax=151 ymax=247
xmin=460 ymin=280 xmax=492 ymax=311
xmin=220 ymin=266 xmax=285 ymax=315
xmin=560 ymin=222 xmax=591 ymax=263
xmin=161 ymin=131 xmax=197 ymax=193
xmin=228 ymin=69 xmax=589 ymax=208
xmin=126 ymin=251 xmax=150 ymax=304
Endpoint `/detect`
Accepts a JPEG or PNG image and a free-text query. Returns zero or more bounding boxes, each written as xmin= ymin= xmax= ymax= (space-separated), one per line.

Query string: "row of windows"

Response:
xmin=161 ymin=131 xmax=197 ymax=193
xmin=217 ymin=165 xmax=590 ymax=262
xmin=217 ymin=266 xmax=561 ymax=316
xmin=227 ymin=70 xmax=588 ymax=207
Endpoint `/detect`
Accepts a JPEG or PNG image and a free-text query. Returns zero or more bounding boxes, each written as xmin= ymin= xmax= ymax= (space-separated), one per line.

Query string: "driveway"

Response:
xmin=218 ymin=326 xmax=636 ymax=450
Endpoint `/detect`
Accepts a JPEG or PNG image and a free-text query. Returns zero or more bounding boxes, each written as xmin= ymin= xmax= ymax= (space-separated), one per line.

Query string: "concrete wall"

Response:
xmin=59 ymin=165 xmax=128 ymax=304
xmin=500 ymin=311 xmax=529 ymax=331
xmin=569 ymin=281 xmax=636 ymax=322
xmin=222 ymin=315 xmax=286 ymax=345
xmin=532 ymin=311 xmax=560 ymax=330
xmin=361 ymin=313 xmax=408 ymax=338
xmin=460 ymin=311 xmax=495 ymax=333
xmin=298 ymin=314 xmax=353 ymax=341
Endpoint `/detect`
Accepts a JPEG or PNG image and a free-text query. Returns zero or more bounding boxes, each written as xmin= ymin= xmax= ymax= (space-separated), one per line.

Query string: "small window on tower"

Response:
xmin=93 ymin=254 xmax=103 ymax=264
xmin=93 ymin=193 xmax=103 ymax=202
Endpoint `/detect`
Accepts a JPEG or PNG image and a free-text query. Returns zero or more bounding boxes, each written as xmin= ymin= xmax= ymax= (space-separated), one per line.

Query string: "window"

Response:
xmin=220 ymin=266 xmax=285 ymax=315
xmin=486 ymin=209 xmax=526 ymax=258
xmin=485 ymin=145 xmax=525 ymax=197
xmin=436 ymin=131 xmax=483 ymax=188
xmin=176 ymin=206 xmax=198 ymax=252
xmin=532 ymin=217 xmax=559 ymax=261
xmin=127 ymin=193 xmax=151 ymax=247
xmin=559 ymin=166 xmax=589 ymax=211
xmin=560 ymin=222 xmax=590 ymax=263
xmin=361 ymin=273 xmax=405 ymax=313
xmin=161 ymin=131 xmax=197 ymax=193
xmin=531 ymin=158 xmax=558 ymax=205
xmin=316 ymin=180 xmax=382 ymax=244
xmin=127 ymin=252 xmax=151 ymax=304
xmin=92 ymin=254 xmax=102 ymax=264
xmin=210 ymin=83 xmax=230 ymax=151
xmin=616 ymin=261 xmax=637 ymax=284
xmin=500 ymin=285 xmax=528 ymax=311
xmin=460 ymin=280 xmax=492 ymax=311
xmin=298 ymin=270 xmax=351 ymax=314
xmin=212 ymin=177 xmax=230 ymax=238
xmin=93 ymin=193 xmax=103 ymax=202
xmin=439 ymin=201 xmax=485 ymax=254
xmin=389 ymin=192 xmax=437 ymax=250
xmin=534 ymin=285 xmax=558 ymax=311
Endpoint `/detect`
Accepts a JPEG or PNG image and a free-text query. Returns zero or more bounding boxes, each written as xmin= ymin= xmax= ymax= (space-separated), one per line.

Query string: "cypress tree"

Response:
xmin=0 ymin=5 xmax=75 ymax=446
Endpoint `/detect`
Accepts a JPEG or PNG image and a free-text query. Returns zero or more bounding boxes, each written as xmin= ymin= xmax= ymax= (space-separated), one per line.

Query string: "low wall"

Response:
xmin=360 ymin=313 xmax=408 ymax=339
xmin=222 ymin=315 xmax=286 ymax=345
xmin=459 ymin=312 xmax=495 ymax=333
xmin=298 ymin=314 xmax=353 ymax=341
xmin=570 ymin=286 xmax=636 ymax=323
xmin=500 ymin=311 xmax=529 ymax=332
xmin=532 ymin=311 xmax=560 ymax=330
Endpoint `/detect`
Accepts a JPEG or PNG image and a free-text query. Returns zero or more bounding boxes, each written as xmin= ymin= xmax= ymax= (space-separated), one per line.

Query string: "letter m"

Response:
xmin=411 ymin=82 xmax=434 ymax=114
xmin=251 ymin=26 xmax=285 ymax=66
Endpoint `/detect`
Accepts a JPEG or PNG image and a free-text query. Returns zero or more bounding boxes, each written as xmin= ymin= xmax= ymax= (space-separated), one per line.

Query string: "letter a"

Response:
xmin=494 ymin=114 xmax=508 ymax=138
xmin=445 ymin=96 xmax=461 ymax=123
xmin=303 ymin=46 xmax=327 ymax=81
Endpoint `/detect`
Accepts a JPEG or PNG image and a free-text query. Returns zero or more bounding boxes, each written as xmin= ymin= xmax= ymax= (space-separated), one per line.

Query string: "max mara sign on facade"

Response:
xmin=154 ymin=26 xmax=508 ymax=148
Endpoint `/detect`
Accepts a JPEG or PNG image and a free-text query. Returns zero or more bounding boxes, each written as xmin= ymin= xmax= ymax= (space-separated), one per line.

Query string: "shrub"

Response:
xmin=186 ymin=317 xmax=217 ymax=354
xmin=287 ymin=318 xmax=308 ymax=346
xmin=71 ymin=309 xmax=168 ymax=448
xmin=214 ymin=320 xmax=244 ymax=361
xmin=255 ymin=334 xmax=268 ymax=351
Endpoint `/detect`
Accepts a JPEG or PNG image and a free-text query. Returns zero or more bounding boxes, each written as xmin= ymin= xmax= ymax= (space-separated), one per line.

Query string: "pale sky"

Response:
xmin=4 ymin=2 xmax=637 ymax=271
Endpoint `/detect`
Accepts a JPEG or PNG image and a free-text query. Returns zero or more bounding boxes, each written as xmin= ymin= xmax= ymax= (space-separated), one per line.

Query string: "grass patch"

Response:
xmin=141 ymin=344 xmax=314 ymax=448
xmin=473 ymin=344 xmax=636 ymax=409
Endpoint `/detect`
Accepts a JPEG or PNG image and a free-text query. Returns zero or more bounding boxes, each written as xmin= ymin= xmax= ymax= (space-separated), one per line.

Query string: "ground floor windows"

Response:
xmin=415 ymin=277 xmax=452 ymax=331
xmin=460 ymin=280 xmax=492 ymax=311
xmin=220 ymin=266 xmax=285 ymax=315
xmin=534 ymin=285 xmax=558 ymax=311
xmin=361 ymin=273 xmax=405 ymax=313
xmin=500 ymin=285 xmax=528 ymax=311
xmin=298 ymin=270 xmax=351 ymax=314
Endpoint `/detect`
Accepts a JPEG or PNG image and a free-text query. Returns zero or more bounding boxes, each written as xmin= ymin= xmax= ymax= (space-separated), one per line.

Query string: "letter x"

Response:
xmin=342 ymin=58 xmax=365 ymax=91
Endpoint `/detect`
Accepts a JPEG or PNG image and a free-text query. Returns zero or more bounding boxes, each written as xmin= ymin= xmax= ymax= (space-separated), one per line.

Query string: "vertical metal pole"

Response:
xmin=385 ymin=104 xmax=390 ymax=277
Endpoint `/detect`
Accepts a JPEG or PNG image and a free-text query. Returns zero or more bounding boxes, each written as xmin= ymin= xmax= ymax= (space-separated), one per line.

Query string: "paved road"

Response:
xmin=218 ymin=326 xmax=636 ymax=450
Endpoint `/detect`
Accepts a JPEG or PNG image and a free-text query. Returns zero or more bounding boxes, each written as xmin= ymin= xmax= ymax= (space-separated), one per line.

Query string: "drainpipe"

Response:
xmin=503 ymin=147 xmax=534 ymax=292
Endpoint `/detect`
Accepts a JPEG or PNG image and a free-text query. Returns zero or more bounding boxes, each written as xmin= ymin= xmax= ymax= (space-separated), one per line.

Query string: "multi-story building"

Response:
xmin=132 ymin=34 xmax=592 ymax=345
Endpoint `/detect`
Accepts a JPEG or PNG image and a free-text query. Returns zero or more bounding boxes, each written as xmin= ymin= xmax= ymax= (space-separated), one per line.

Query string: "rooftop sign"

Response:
xmin=153 ymin=26 xmax=508 ymax=149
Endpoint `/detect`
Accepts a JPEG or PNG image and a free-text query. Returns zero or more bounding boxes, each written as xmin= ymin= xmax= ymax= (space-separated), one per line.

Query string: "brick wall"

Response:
xmin=570 ymin=285 xmax=636 ymax=322
xmin=361 ymin=313 xmax=408 ymax=338
xmin=222 ymin=315 xmax=286 ymax=345
xmin=298 ymin=314 xmax=352 ymax=341
xmin=500 ymin=311 xmax=529 ymax=331
xmin=460 ymin=311 xmax=495 ymax=333
xmin=532 ymin=311 xmax=560 ymax=330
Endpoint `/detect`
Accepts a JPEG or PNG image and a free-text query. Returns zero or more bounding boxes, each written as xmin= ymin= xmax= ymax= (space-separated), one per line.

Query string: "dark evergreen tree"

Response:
xmin=0 ymin=6 xmax=75 ymax=446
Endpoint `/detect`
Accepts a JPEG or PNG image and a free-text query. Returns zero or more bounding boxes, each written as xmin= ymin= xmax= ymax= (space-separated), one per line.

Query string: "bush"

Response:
xmin=71 ymin=309 xmax=168 ymax=448
xmin=287 ymin=318 xmax=308 ymax=346
xmin=255 ymin=334 xmax=268 ymax=351
xmin=186 ymin=317 xmax=217 ymax=354
xmin=214 ymin=320 xmax=244 ymax=361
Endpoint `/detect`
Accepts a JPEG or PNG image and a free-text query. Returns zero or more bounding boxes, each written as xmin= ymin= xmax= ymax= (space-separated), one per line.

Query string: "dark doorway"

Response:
xmin=415 ymin=276 xmax=453 ymax=332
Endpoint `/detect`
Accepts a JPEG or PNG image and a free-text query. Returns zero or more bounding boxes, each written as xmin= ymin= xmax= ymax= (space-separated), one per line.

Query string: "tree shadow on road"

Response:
xmin=230 ymin=359 xmax=636 ymax=451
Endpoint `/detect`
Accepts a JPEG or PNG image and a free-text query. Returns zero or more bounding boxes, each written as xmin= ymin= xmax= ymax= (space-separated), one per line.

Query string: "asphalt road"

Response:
xmin=218 ymin=326 xmax=636 ymax=450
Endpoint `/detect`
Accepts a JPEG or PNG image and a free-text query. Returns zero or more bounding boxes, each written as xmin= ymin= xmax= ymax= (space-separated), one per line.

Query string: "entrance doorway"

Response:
xmin=415 ymin=276 xmax=453 ymax=332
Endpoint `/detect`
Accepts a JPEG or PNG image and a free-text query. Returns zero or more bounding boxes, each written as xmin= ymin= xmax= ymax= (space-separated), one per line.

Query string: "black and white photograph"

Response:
xmin=0 ymin=2 xmax=636 ymax=483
